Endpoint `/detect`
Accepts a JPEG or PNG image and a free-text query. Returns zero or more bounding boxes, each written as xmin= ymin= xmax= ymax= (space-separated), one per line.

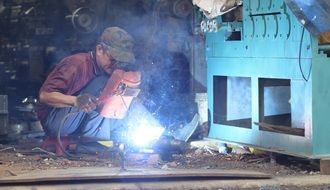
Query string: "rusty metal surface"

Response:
xmin=2 ymin=173 xmax=330 ymax=190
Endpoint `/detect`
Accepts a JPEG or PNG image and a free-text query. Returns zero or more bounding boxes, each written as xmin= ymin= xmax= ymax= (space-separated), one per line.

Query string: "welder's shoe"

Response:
xmin=171 ymin=113 xmax=199 ymax=142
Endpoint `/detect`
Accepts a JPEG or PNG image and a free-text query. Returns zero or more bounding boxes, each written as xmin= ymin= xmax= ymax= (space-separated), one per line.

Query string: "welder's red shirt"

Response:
xmin=37 ymin=52 xmax=102 ymax=122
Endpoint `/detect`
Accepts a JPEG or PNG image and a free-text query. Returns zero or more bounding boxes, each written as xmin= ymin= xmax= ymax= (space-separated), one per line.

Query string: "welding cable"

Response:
xmin=57 ymin=111 xmax=82 ymax=159
xmin=57 ymin=93 xmax=132 ymax=159
xmin=298 ymin=27 xmax=312 ymax=82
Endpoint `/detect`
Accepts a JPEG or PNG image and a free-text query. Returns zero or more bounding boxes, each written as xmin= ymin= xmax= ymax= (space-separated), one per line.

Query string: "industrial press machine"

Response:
xmin=206 ymin=0 xmax=330 ymax=158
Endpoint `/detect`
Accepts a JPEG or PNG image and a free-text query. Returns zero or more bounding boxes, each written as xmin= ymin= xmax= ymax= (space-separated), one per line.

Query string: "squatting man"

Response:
xmin=37 ymin=26 xmax=196 ymax=148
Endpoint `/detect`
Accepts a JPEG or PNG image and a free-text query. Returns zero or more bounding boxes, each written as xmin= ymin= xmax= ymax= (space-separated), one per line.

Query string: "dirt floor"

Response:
xmin=0 ymin=135 xmax=321 ymax=176
xmin=0 ymin=135 xmax=327 ymax=189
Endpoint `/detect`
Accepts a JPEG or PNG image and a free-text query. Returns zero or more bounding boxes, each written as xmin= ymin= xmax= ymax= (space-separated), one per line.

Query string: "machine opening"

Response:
xmin=213 ymin=76 xmax=252 ymax=128
xmin=222 ymin=5 xmax=242 ymax=41
xmin=258 ymin=78 xmax=305 ymax=136
xmin=226 ymin=31 xmax=242 ymax=41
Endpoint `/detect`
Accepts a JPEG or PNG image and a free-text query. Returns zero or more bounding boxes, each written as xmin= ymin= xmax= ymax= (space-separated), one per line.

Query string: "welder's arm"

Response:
xmin=39 ymin=91 xmax=77 ymax=108
xmin=39 ymin=91 xmax=97 ymax=112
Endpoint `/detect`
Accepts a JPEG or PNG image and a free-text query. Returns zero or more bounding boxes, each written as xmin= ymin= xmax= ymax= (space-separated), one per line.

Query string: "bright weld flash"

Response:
xmin=130 ymin=119 xmax=164 ymax=147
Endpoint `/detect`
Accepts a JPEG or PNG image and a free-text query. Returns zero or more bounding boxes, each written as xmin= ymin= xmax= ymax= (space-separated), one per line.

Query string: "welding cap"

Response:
xmin=100 ymin=27 xmax=136 ymax=64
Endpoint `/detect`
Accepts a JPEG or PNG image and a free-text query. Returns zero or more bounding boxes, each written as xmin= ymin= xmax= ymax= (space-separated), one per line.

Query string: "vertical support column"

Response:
xmin=251 ymin=77 xmax=259 ymax=131
xmin=0 ymin=95 xmax=9 ymax=135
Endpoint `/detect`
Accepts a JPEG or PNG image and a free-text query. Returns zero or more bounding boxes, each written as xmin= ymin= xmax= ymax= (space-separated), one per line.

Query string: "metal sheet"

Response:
xmin=285 ymin=0 xmax=330 ymax=35
xmin=0 ymin=168 xmax=271 ymax=184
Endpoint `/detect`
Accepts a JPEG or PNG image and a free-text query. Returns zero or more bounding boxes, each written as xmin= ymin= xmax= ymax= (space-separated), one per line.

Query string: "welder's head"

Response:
xmin=99 ymin=27 xmax=135 ymax=63
xmin=96 ymin=27 xmax=136 ymax=74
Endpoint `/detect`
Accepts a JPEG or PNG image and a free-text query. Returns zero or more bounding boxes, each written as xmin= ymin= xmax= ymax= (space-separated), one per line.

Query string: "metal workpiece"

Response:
xmin=118 ymin=143 xmax=126 ymax=171
xmin=152 ymin=137 xmax=188 ymax=161
xmin=206 ymin=0 xmax=330 ymax=158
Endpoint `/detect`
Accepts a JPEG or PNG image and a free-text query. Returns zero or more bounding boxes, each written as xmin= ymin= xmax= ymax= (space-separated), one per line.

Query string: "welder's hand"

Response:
xmin=75 ymin=93 xmax=98 ymax=112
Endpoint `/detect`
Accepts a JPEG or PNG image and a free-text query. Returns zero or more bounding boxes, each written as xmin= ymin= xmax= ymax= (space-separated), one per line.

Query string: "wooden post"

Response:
xmin=320 ymin=159 xmax=330 ymax=175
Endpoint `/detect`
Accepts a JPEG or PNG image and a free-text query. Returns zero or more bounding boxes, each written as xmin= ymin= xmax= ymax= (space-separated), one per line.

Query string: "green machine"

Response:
xmin=205 ymin=0 xmax=330 ymax=158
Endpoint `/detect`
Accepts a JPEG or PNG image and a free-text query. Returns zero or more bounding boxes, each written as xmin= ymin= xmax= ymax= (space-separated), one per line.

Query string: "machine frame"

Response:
xmin=206 ymin=0 xmax=330 ymax=159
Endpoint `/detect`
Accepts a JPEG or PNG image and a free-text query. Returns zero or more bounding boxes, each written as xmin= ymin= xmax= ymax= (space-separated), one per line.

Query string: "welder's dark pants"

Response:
xmin=42 ymin=76 xmax=154 ymax=141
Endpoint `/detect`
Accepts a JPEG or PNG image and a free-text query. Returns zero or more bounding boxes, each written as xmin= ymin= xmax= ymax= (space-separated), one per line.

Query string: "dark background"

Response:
xmin=0 ymin=0 xmax=202 ymax=130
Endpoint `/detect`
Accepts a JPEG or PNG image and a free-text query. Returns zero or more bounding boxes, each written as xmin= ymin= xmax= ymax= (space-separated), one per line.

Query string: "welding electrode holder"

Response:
xmin=75 ymin=93 xmax=98 ymax=111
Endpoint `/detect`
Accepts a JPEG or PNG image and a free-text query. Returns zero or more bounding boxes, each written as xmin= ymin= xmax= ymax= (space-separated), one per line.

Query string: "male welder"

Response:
xmin=37 ymin=27 xmax=138 ymax=141
xmin=37 ymin=26 xmax=198 ymax=153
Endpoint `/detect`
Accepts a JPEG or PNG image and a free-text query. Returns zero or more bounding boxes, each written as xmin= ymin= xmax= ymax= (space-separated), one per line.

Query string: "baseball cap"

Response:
xmin=100 ymin=27 xmax=135 ymax=64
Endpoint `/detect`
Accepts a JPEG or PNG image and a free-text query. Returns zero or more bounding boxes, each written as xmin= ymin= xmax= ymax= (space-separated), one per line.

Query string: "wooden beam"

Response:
xmin=254 ymin=122 xmax=305 ymax=136
xmin=320 ymin=159 xmax=330 ymax=175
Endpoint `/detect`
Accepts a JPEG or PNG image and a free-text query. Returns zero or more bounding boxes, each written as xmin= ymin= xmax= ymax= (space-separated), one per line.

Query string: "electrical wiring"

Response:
xmin=56 ymin=93 xmax=129 ymax=159
xmin=298 ymin=27 xmax=312 ymax=82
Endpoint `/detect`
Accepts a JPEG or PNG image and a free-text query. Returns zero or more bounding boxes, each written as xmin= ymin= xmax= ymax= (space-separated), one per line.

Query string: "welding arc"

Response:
xmin=57 ymin=112 xmax=82 ymax=159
